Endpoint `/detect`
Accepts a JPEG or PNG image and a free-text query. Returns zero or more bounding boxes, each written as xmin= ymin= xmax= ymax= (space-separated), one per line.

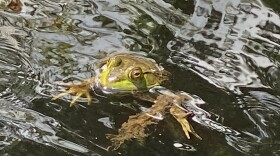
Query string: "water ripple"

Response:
xmin=0 ymin=98 xmax=92 ymax=154
xmin=0 ymin=0 xmax=280 ymax=155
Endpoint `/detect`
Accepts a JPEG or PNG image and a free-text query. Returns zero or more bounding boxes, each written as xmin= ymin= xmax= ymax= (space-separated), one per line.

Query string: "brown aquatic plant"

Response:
xmin=7 ymin=0 xmax=22 ymax=13
xmin=106 ymin=94 xmax=201 ymax=150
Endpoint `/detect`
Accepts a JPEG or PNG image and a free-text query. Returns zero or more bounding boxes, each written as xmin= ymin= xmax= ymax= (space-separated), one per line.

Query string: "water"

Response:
xmin=0 ymin=0 xmax=280 ymax=155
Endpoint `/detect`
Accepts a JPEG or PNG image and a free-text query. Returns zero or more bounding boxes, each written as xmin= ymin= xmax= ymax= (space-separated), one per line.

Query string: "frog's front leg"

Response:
xmin=52 ymin=77 xmax=95 ymax=107
xmin=170 ymin=106 xmax=202 ymax=140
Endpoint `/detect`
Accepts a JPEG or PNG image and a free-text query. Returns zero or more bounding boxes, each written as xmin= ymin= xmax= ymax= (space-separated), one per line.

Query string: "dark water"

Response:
xmin=0 ymin=0 xmax=280 ymax=155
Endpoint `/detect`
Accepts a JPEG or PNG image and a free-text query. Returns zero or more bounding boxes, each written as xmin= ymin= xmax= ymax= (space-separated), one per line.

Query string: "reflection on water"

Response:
xmin=0 ymin=0 xmax=280 ymax=155
xmin=0 ymin=97 xmax=91 ymax=155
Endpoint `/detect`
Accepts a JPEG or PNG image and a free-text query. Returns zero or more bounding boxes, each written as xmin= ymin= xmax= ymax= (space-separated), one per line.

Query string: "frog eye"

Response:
xmin=107 ymin=56 xmax=122 ymax=68
xmin=128 ymin=67 xmax=143 ymax=80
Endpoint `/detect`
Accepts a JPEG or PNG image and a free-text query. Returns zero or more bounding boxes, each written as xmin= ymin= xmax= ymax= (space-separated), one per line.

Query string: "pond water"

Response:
xmin=0 ymin=0 xmax=280 ymax=155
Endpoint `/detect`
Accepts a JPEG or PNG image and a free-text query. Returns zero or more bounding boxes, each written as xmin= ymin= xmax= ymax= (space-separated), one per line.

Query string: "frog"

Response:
xmin=52 ymin=52 xmax=201 ymax=148
xmin=52 ymin=53 xmax=170 ymax=106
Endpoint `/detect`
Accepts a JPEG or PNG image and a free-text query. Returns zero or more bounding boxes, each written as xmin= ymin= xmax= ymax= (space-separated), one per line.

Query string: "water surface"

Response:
xmin=0 ymin=0 xmax=280 ymax=155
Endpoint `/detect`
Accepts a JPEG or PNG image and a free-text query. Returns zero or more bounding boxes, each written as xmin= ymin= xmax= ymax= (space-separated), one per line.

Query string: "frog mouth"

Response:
xmin=94 ymin=78 xmax=158 ymax=96
xmin=93 ymin=79 xmax=137 ymax=95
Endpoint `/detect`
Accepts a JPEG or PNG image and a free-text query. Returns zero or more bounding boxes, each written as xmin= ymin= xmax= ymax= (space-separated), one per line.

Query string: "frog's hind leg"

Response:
xmin=170 ymin=106 xmax=202 ymax=140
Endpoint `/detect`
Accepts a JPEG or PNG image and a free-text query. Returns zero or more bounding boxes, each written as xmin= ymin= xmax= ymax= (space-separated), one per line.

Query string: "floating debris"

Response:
xmin=7 ymin=0 xmax=22 ymax=13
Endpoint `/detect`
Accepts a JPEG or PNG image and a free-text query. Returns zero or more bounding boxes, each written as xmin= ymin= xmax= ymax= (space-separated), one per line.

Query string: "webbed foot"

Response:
xmin=52 ymin=77 xmax=95 ymax=107
xmin=170 ymin=106 xmax=202 ymax=140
